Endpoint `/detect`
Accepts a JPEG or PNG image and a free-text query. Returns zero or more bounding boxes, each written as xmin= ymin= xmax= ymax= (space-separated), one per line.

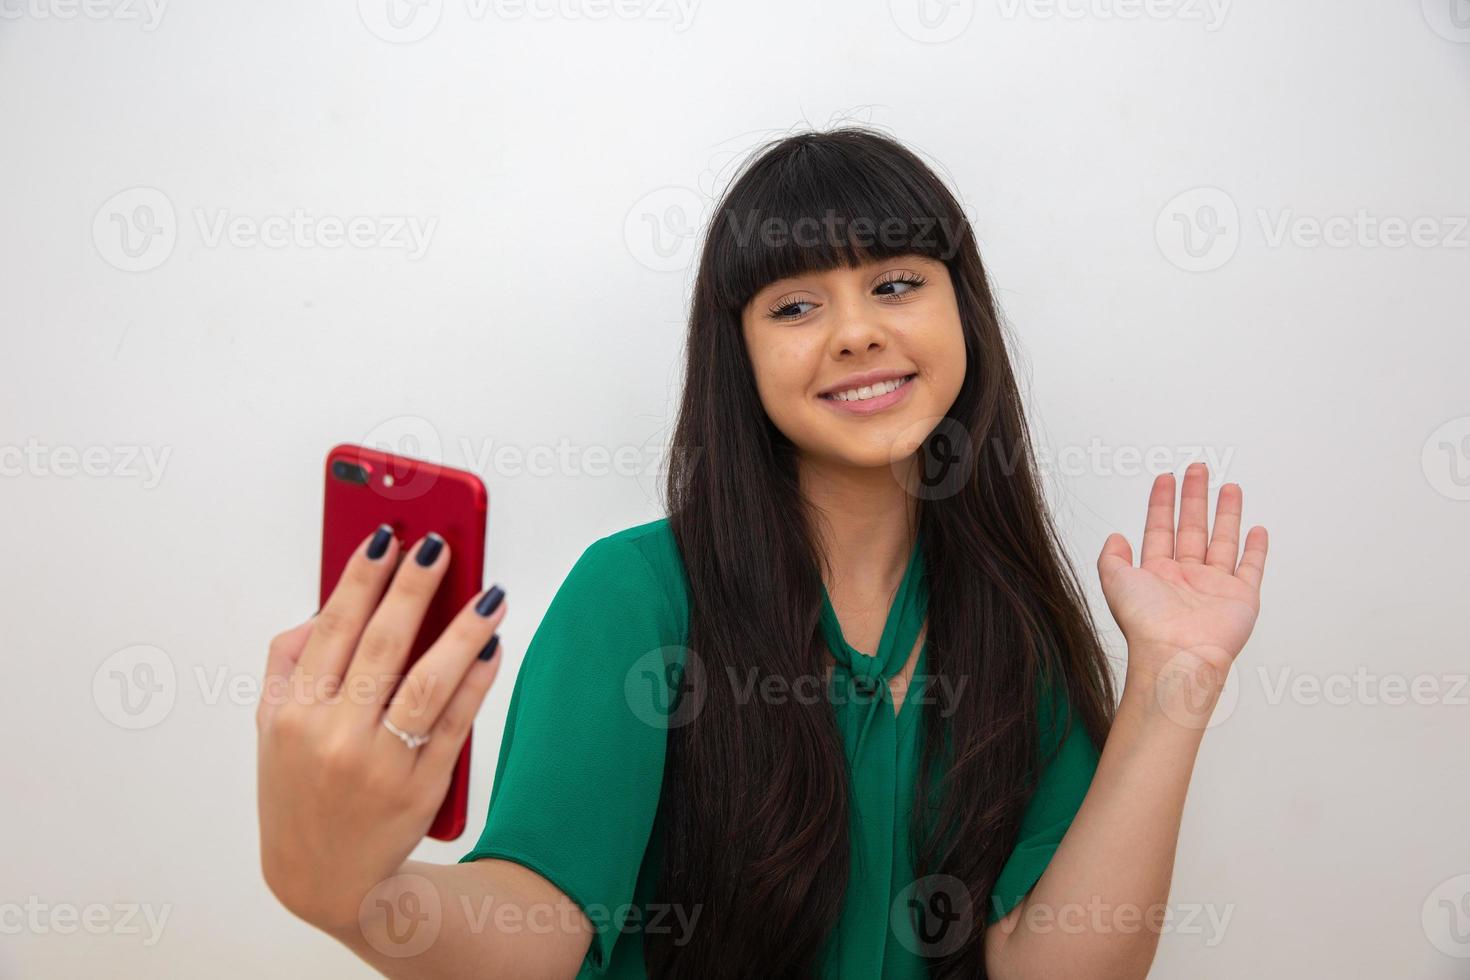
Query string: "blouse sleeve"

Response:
xmin=985 ymin=676 xmax=1102 ymax=924
xmin=457 ymin=533 xmax=681 ymax=973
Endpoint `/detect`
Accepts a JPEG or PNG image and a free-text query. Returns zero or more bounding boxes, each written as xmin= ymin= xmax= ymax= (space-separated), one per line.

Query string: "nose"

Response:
xmin=826 ymin=286 xmax=888 ymax=358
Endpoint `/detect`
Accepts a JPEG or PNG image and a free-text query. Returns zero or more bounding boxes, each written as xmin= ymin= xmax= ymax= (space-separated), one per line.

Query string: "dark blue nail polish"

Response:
xmin=415 ymin=533 xmax=444 ymax=567
xmin=475 ymin=585 xmax=505 ymax=617
xmin=366 ymin=524 xmax=393 ymax=560
xmin=477 ymin=634 xmax=500 ymax=661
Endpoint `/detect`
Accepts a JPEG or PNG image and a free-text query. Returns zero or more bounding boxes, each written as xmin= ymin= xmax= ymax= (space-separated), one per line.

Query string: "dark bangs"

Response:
xmin=702 ymin=130 xmax=974 ymax=314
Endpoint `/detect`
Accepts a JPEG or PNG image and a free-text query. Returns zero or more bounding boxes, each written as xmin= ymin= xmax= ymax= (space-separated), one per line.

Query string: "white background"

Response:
xmin=3 ymin=1 xmax=1468 ymax=976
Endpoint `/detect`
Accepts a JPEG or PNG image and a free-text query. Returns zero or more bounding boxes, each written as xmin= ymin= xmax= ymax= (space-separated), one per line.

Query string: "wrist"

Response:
xmin=1120 ymin=646 xmax=1229 ymax=739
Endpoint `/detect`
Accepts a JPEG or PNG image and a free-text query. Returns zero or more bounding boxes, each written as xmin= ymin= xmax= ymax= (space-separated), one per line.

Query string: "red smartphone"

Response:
xmin=319 ymin=442 xmax=488 ymax=841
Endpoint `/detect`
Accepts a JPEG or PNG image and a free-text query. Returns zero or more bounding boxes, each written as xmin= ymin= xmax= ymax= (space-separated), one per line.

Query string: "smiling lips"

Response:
xmin=818 ymin=373 xmax=917 ymax=415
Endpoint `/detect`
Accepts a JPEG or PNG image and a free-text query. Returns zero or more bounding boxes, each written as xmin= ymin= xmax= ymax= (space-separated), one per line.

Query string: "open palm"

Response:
xmin=1097 ymin=462 xmax=1269 ymax=680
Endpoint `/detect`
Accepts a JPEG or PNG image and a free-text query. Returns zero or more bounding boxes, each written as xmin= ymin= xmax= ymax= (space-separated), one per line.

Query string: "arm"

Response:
xmin=256 ymin=528 xmax=587 ymax=978
xmin=986 ymin=463 xmax=1269 ymax=979
xmin=324 ymin=859 xmax=592 ymax=980
xmin=983 ymin=661 xmax=1214 ymax=979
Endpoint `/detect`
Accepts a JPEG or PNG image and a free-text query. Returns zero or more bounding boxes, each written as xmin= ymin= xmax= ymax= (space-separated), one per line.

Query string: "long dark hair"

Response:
xmin=645 ymin=126 xmax=1117 ymax=978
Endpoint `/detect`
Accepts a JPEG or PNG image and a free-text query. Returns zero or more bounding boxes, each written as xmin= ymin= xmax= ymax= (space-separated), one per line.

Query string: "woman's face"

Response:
xmin=740 ymin=252 xmax=967 ymax=471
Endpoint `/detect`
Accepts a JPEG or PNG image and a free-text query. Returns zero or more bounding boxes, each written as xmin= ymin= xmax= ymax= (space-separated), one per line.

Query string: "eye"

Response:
xmin=765 ymin=294 xmax=815 ymax=321
xmin=874 ymin=271 xmax=927 ymax=298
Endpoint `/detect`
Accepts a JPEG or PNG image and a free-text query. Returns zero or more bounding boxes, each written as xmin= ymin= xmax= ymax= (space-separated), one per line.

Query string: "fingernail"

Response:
xmin=475 ymin=585 xmax=505 ymax=617
xmin=415 ymin=533 xmax=444 ymax=567
xmin=477 ymin=634 xmax=500 ymax=661
xmin=366 ymin=524 xmax=393 ymax=561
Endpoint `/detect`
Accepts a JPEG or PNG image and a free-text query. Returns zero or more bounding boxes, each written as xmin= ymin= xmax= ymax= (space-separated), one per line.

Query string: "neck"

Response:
xmin=798 ymin=452 xmax=920 ymax=598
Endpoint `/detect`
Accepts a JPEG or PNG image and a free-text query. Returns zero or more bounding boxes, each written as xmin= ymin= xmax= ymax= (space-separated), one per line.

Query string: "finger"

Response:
xmin=293 ymin=524 xmax=400 ymax=699
xmin=1175 ymin=462 xmax=1210 ymax=564
xmin=384 ymin=583 xmax=507 ymax=740
xmin=341 ymin=533 xmax=451 ymax=723
xmin=1140 ymin=472 xmax=1176 ymax=565
xmin=1097 ymin=531 xmax=1134 ymax=581
xmin=1205 ymin=482 xmax=1243 ymax=572
xmin=412 ymin=626 xmax=506 ymax=779
xmin=258 ymin=617 xmax=314 ymax=731
xmin=1235 ymin=525 xmax=1270 ymax=589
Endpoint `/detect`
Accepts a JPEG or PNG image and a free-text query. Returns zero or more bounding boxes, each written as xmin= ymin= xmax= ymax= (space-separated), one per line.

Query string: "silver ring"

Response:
xmin=381 ymin=716 xmax=432 ymax=750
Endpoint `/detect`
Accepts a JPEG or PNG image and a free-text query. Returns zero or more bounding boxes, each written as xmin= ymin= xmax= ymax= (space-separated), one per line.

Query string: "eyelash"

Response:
xmin=764 ymin=272 xmax=929 ymax=321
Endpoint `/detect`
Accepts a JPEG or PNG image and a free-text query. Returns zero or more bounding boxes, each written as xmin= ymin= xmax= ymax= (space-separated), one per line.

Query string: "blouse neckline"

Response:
xmin=817 ymin=525 xmax=929 ymax=692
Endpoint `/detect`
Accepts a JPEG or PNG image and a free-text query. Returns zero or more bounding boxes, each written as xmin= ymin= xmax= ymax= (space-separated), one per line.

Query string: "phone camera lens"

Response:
xmin=331 ymin=460 xmax=370 ymax=485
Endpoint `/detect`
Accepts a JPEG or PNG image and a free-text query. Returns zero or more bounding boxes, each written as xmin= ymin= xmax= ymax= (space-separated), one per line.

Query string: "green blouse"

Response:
xmin=458 ymin=517 xmax=1099 ymax=977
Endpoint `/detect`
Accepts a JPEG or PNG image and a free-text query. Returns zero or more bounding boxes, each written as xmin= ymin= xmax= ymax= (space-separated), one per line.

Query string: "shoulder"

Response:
xmin=563 ymin=516 xmax=691 ymax=642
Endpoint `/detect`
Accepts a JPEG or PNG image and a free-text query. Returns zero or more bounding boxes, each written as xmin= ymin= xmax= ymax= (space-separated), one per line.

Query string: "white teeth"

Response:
xmin=825 ymin=374 xmax=913 ymax=402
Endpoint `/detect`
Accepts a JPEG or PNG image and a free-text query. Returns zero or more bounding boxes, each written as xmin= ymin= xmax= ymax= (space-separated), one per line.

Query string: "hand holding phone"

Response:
xmin=255 ymin=447 xmax=505 ymax=936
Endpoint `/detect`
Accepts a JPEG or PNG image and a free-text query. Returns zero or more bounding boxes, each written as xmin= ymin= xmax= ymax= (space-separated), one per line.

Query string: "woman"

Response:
xmin=256 ymin=127 xmax=1269 ymax=979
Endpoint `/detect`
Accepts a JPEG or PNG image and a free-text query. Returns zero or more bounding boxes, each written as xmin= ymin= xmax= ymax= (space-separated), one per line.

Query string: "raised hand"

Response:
xmin=1096 ymin=461 xmax=1269 ymax=689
